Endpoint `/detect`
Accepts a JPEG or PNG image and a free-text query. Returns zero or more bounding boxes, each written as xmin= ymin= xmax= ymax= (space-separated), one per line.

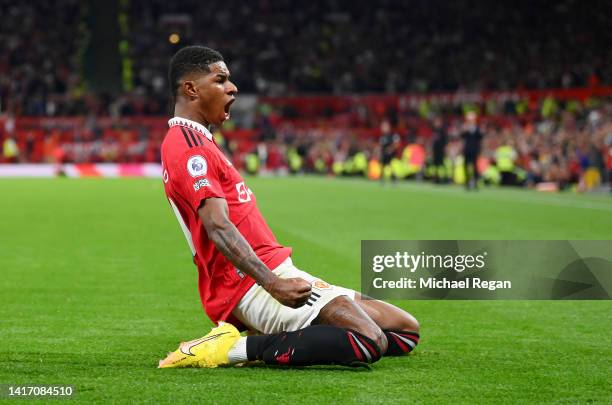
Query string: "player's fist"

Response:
xmin=266 ymin=276 xmax=312 ymax=308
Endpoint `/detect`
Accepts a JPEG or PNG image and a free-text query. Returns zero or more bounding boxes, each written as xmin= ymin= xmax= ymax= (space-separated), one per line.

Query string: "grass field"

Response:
xmin=1 ymin=177 xmax=611 ymax=403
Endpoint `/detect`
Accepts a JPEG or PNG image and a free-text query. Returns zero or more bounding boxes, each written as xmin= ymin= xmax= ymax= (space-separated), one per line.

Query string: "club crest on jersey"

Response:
xmin=312 ymin=280 xmax=332 ymax=290
xmin=187 ymin=155 xmax=207 ymax=177
xmin=236 ymin=181 xmax=253 ymax=203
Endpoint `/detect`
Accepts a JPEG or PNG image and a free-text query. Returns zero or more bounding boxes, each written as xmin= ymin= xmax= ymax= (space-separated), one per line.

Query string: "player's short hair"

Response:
xmin=168 ymin=46 xmax=224 ymax=97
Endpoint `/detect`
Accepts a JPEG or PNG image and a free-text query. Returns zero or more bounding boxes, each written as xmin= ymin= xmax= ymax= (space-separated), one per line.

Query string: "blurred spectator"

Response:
xmin=461 ymin=111 xmax=484 ymax=190
xmin=431 ymin=117 xmax=448 ymax=183
xmin=379 ymin=120 xmax=400 ymax=184
xmin=2 ymin=136 xmax=19 ymax=162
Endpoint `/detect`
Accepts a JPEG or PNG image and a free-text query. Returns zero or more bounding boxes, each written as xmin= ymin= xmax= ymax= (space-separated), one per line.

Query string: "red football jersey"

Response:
xmin=160 ymin=117 xmax=292 ymax=323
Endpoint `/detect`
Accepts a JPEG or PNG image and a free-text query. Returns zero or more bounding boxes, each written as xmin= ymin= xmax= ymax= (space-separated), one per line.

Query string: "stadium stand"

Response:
xmin=0 ymin=0 xmax=611 ymax=191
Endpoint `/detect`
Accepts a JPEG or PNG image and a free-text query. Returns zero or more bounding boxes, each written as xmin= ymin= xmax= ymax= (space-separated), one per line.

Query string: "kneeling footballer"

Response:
xmin=158 ymin=46 xmax=420 ymax=368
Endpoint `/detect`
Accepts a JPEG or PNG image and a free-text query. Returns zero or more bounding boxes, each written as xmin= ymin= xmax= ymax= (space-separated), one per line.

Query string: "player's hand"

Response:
xmin=266 ymin=276 xmax=312 ymax=308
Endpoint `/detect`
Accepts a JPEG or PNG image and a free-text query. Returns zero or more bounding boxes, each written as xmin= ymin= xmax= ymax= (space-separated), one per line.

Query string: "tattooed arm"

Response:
xmin=198 ymin=197 xmax=311 ymax=308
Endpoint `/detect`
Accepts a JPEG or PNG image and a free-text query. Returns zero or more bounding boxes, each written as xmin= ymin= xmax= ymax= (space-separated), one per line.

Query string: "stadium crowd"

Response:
xmin=0 ymin=1 xmax=87 ymax=116
xmin=2 ymin=94 xmax=611 ymax=192
xmin=0 ymin=0 xmax=611 ymax=191
xmin=1 ymin=0 xmax=611 ymax=116
xmin=244 ymin=96 xmax=612 ymax=192
xmin=128 ymin=0 xmax=611 ymax=97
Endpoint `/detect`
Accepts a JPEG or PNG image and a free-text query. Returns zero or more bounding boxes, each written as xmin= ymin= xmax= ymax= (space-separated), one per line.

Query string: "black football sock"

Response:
xmin=246 ymin=325 xmax=381 ymax=366
xmin=383 ymin=330 xmax=420 ymax=356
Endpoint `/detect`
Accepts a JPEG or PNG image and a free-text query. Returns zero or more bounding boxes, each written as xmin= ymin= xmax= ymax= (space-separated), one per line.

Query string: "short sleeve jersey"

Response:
xmin=160 ymin=117 xmax=292 ymax=323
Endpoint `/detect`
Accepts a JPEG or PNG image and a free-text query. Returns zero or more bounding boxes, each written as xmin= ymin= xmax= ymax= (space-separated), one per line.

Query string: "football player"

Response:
xmin=158 ymin=46 xmax=419 ymax=368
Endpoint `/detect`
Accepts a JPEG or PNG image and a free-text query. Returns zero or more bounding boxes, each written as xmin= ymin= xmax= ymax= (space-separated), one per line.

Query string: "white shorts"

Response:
xmin=232 ymin=257 xmax=356 ymax=335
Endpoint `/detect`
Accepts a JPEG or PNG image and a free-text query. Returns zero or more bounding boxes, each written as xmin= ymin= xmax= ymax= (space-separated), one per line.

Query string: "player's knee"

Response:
xmin=401 ymin=313 xmax=420 ymax=334
xmin=374 ymin=328 xmax=388 ymax=358
xmin=355 ymin=325 xmax=387 ymax=362
xmin=316 ymin=296 xmax=386 ymax=362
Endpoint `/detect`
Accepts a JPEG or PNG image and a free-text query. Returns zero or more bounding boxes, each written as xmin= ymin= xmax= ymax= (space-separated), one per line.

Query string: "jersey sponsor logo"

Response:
xmin=187 ymin=155 xmax=207 ymax=177
xmin=193 ymin=178 xmax=211 ymax=191
xmin=179 ymin=332 xmax=231 ymax=356
xmin=236 ymin=181 xmax=253 ymax=203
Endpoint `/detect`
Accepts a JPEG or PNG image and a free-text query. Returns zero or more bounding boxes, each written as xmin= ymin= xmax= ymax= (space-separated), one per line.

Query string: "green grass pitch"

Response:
xmin=0 ymin=177 xmax=611 ymax=403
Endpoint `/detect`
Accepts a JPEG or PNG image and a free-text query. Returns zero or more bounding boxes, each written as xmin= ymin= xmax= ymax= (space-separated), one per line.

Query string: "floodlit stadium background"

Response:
xmin=0 ymin=0 xmax=611 ymax=192
xmin=0 ymin=1 xmax=611 ymax=403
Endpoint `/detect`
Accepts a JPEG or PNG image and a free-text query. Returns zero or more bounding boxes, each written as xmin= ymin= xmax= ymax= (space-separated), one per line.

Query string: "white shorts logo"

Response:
xmin=187 ymin=155 xmax=207 ymax=177
xmin=236 ymin=181 xmax=253 ymax=203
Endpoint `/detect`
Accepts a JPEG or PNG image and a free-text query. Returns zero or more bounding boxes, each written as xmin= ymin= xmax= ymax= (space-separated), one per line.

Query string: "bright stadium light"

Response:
xmin=168 ymin=33 xmax=180 ymax=44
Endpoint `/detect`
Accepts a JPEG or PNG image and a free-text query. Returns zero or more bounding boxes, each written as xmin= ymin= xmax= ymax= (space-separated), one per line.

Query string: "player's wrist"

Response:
xmin=259 ymin=273 xmax=279 ymax=293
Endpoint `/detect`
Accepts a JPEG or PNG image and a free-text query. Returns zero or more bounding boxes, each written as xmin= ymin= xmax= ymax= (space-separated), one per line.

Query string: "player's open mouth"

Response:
xmin=224 ymin=98 xmax=235 ymax=119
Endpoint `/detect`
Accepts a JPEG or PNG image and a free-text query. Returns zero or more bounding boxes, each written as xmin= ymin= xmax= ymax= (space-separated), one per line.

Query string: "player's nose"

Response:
xmin=227 ymin=81 xmax=238 ymax=96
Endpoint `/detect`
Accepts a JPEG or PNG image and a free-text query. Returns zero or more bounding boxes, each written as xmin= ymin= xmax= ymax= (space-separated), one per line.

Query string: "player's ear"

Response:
xmin=182 ymin=80 xmax=198 ymax=100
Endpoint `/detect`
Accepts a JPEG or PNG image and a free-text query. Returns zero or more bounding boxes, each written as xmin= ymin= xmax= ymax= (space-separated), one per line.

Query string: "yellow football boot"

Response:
xmin=158 ymin=322 xmax=240 ymax=368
